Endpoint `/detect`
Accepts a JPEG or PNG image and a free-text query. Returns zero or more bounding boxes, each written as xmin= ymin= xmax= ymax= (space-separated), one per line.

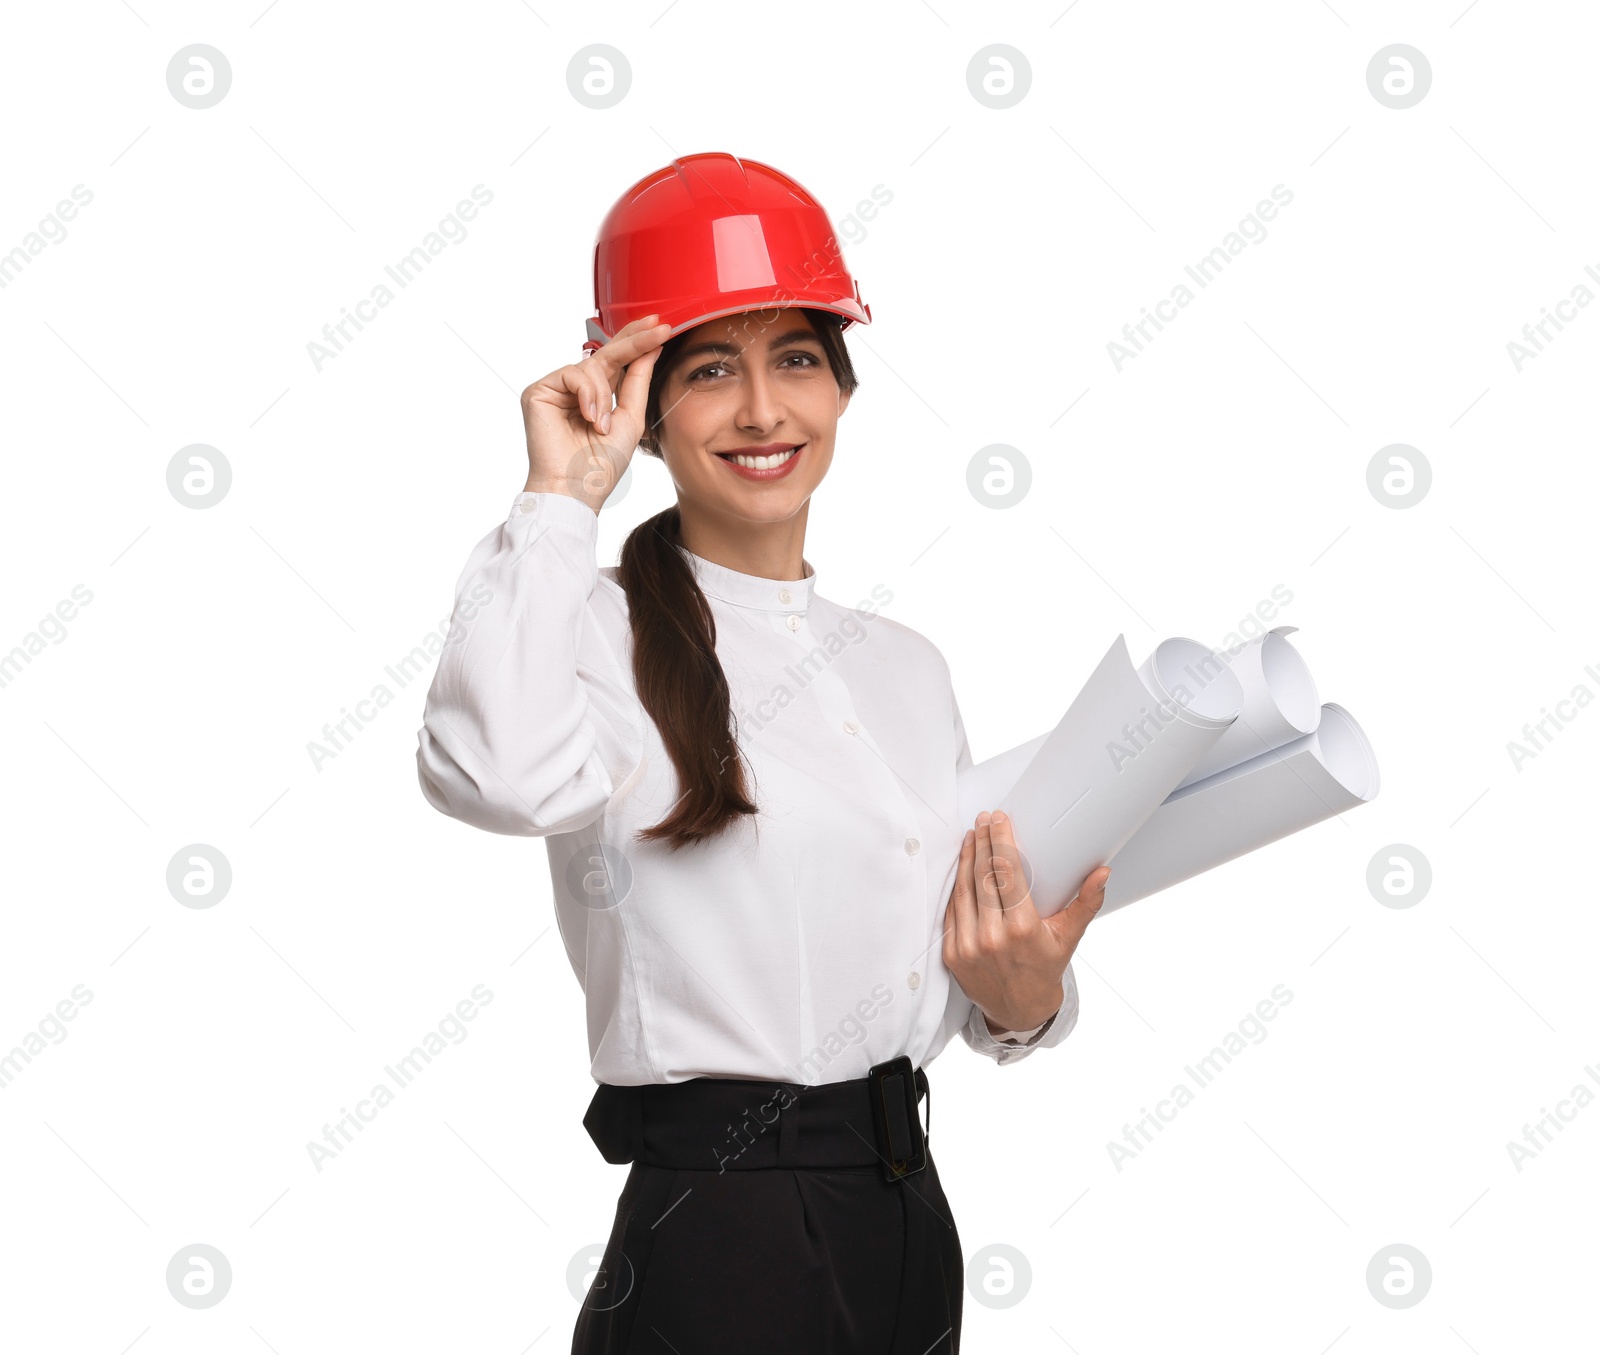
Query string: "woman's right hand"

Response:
xmin=520 ymin=315 xmax=673 ymax=511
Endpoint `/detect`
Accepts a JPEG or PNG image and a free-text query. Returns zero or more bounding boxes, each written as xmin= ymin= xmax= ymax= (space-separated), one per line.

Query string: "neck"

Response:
xmin=677 ymin=499 xmax=811 ymax=581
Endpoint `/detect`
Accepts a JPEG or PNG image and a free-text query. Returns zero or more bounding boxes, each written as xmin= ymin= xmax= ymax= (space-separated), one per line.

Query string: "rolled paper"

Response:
xmin=952 ymin=634 xmax=1244 ymax=920
xmin=1100 ymin=701 xmax=1380 ymax=916
xmin=1173 ymin=625 xmax=1322 ymax=791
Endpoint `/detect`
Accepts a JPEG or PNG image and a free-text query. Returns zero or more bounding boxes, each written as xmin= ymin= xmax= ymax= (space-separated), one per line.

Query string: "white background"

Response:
xmin=2 ymin=1 xmax=1595 ymax=1350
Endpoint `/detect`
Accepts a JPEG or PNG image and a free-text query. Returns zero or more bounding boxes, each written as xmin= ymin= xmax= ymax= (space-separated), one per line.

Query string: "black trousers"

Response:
xmin=572 ymin=1065 xmax=963 ymax=1354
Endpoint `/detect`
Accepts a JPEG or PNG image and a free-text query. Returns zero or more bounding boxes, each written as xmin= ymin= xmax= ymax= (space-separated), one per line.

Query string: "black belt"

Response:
xmin=583 ymin=1053 xmax=931 ymax=1183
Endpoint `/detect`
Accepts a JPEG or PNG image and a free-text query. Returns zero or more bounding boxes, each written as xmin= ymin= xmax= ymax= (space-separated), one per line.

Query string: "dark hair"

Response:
xmin=617 ymin=308 xmax=860 ymax=851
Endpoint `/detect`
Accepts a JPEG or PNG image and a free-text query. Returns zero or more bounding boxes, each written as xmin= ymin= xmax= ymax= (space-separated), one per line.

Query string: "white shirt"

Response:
xmin=415 ymin=489 xmax=1079 ymax=1085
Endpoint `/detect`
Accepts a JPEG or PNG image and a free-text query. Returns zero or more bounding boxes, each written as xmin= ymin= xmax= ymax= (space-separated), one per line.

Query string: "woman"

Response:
xmin=415 ymin=153 xmax=1109 ymax=1354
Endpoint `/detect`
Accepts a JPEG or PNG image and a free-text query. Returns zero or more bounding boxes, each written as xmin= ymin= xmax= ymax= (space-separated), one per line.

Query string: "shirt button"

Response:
xmin=778 ymin=588 xmax=792 ymax=604
xmin=907 ymin=971 xmax=921 ymax=990
xmin=843 ymin=720 xmax=859 ymax=735
xmin=904 ymin=838 xmax=920 ymax=855
xmin=786 ymin=614 xmax=801 ymax=631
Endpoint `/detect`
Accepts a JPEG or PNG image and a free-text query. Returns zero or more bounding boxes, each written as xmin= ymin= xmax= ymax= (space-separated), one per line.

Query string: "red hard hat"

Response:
xmin=582 ymin=152 xmax=871 ymax=354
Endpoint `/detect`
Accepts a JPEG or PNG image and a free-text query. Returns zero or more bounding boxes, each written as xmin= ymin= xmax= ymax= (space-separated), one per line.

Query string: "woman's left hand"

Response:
xmin=942 ymin=809 xmax=1110 ymax=1035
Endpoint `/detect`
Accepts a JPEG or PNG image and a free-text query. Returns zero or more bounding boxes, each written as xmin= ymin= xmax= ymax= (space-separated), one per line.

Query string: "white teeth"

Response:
xmin=726 ymin=447 xmax=798 ymax=470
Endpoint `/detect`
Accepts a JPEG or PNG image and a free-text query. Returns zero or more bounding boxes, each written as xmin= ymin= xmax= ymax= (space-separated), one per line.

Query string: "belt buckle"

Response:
xmin=866 ymin=1054 xmax=926 ymax=1183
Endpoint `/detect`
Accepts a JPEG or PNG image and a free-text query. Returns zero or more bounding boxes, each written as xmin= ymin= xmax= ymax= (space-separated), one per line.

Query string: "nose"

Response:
xmin=735 ymin=360 xmax=782 ymax=433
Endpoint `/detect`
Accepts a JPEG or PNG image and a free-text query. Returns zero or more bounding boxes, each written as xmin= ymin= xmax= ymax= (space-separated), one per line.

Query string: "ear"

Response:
xmin=837 ymin=386 xmax=853 ymax=417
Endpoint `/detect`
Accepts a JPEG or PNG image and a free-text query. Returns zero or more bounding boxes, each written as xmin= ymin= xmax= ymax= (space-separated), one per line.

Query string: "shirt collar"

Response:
xmin=682 ymin=547 xmax=816 ymax=612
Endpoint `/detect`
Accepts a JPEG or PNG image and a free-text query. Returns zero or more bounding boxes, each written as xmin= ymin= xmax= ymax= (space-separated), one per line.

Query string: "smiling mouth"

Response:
xmin=715 ymin=444 xmax=803 ymax=470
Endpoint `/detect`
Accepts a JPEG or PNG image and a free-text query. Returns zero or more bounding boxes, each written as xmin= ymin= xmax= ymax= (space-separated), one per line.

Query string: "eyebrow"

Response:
xmin=673 ymin=327 xmax=823 ymax=367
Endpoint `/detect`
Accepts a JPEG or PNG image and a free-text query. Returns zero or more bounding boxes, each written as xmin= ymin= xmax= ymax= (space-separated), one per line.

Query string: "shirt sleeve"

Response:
xmin=960 ymin=964 xmax=1081 ymax=1066
xmin=415 ymin=491 xmax=648 ymax=837
xmin=945 ymin=671 xmax=1084 ymax=1066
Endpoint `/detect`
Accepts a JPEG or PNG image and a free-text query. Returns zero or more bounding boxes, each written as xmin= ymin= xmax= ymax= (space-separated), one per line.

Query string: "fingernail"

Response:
xmin=601 ymin=411 xmax=611 ymax=433
xmin=976 ymin=811 xmax=990 ymax=826
xmin=992 ymin=810 xmax=1007 ymax=825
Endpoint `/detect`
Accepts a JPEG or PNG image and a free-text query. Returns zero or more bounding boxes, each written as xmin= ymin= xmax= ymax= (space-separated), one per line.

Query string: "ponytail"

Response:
xmin=617 ymin=506 xmax=758 ymax=849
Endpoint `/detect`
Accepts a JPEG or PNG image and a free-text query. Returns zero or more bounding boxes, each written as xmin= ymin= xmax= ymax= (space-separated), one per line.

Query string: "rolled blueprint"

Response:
xmin=954 ymin=635 xmax=1244 ymax=919
xmin=1173 ymin=626 xmax=1322 ymax=791
xmin=965 ymin=628 xmax=1320 ymax=810
xmin=1100 ymin=701 xmax=1380 ymax=915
